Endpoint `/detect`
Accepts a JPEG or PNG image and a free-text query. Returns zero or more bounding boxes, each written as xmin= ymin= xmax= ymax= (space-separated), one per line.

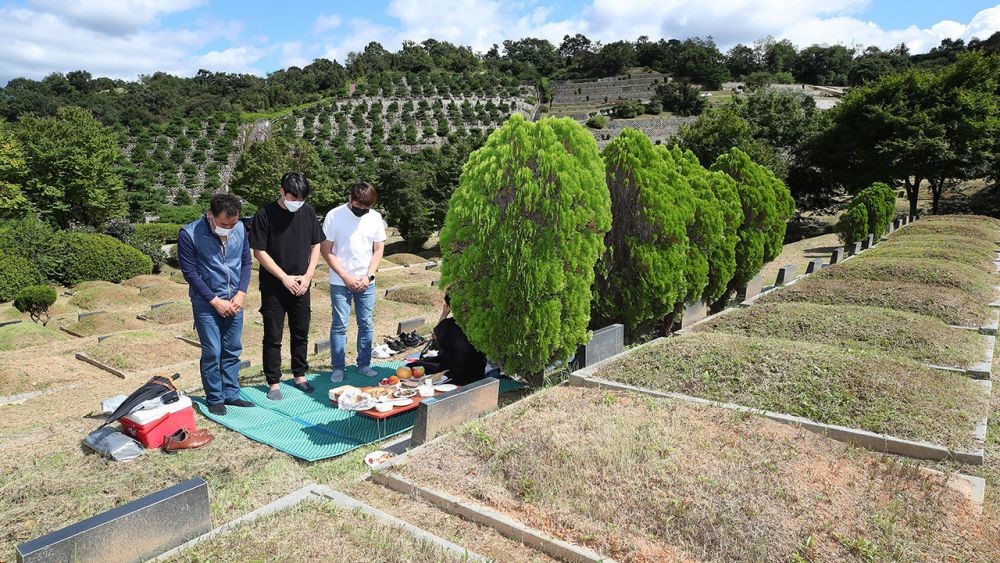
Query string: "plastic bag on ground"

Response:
xmin=83 ymin=427 xmax=146 ymax=462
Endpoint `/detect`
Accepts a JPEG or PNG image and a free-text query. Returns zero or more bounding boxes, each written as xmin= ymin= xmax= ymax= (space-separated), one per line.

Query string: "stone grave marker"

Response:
xmin=15 ymin=477 xmax=211 ymax=563
xmin=384 ymin=287 xmax=400 ymax=298
xmin=150 ymin=301 xmax=174 ymax=310
xmin=806 ymin=258 xmax=825 ymax=274
xmin=830 ymin=248 xmax=845 ymax=264
xmin=680 ymin=301 xmax=709 ymax=329
xmin=849 ymin=241 xmax=863 ymax=255
xmin=77 ymin=311 xmax=106 ymax=321
xmin=425 ymin=261 xmax=438 ymax=270
xmin=738 ymin=274 xmax=763 ymax=301
xmin=238 ymin=359 xmax=251 ymax=370
xmin=775 ymin=264 xmax=798 ymax=286
xmin=314 ymin=340 xmax=331 ymax=355
xmin=575 ymin=324 xmax=624 ymax=368
xmin=411 ymin=377 xmax=500 ymax=446
xmin=397 ymin=317 xmax=425 ymax=335
xmin=893 ymin=219 xmax=901 ymax=230
xmin=97 ymin=334 xmax=114 ymax=343
xmin=430 ymin=279 xmax=439 ymax=287
xmin=862 ymin=234 xmax=875 ymax=249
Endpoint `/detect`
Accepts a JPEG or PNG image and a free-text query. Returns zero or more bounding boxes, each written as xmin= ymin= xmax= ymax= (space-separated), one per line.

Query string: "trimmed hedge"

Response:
xmin=133 ymin=222 xmax=183 ymax=244
xmin=0 ymin=253 xmax=42 ymax=302
xmin=835 ymin=204 xmax=868 ymax=245
xmin=62 ymin=232 xmax=153 ymax=285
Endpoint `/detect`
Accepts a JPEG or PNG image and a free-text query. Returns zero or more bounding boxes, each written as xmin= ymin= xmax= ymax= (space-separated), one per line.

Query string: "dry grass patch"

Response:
xmin=762 ymin=277 xmax=993 ymax=327
xmin=170 ymin=500 xmax=470 ymax=562
xmin=0 ymin=322 xmax=69 ymax=352
xmin=866 ymin=243 xmax=996 ymax=271
xmin=64 ymin=312 xmax=147 ymax=337
xmin=599 ymin=333 xmax=987 ymax=449
xmin=385 ymin=285 xmax=445 ymax=308
xmin=120 ymin=274 xmax=174 ymax=289
xmin=83 ymin=330 xmax=197 ymax=373
xmin=695 ymin=302 xmax=986 ymax=368
xmin=759 ymin=233 xmax=841 ymax=285
xmin=392 ymin=386 xmax=996 ymax=562
xmin=383 ymin=252 xmax=430 ymax=266
xmin=68 ymin=281 xmax=143 ymax=311
xmin=376 ymin=267 xmax=441 ymax=288
xmin=136 ymin=283 xmax=190 ymax=303
xmin=897 ymin=216 xmax=1000 ymax=240
xmin=144 ymin=302 xmax=194 ymax=325
xmin=818 ymin=256 xmax=995 ymax=297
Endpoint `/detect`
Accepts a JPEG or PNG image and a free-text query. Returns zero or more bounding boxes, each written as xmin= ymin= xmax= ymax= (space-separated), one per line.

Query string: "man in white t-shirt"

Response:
xmin=320 ymin=182 xmax=387 ymax=382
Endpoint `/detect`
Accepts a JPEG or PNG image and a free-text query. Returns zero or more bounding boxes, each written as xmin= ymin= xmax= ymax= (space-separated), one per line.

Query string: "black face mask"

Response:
xmin=350 ymin=204 xmax=370 ymax=217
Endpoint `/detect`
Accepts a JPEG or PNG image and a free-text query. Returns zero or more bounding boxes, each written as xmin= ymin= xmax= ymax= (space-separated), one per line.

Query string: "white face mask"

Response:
xmin=284 ymin=199 xmax=304 ymax=212
xmin=214 ymin=225 xmax=234 ymax=237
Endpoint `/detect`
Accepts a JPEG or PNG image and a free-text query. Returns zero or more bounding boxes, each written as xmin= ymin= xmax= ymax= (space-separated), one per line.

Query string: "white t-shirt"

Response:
xmin=322 ymin=203 xmax=387 ymax=286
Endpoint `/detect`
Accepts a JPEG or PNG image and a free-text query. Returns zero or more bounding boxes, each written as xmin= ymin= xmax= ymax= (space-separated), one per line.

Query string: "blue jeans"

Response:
xmin=330 ymin=283 xmax=375 ymax=370
xmin=192 ymin=300 xmax=244 ymax=405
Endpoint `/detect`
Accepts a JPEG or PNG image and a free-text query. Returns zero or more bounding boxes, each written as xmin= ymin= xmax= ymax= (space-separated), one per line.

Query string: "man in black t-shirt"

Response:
xmin=249 ymin=172 xmax=325 ymax=400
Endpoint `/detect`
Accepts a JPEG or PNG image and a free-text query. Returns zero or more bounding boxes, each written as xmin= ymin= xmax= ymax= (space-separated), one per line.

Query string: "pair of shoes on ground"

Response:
xmin=373 ymin=343 xmax=394 ymax=359
xmin=207 ymin=397 xmax=254 ymax=416
xmin=329 ymin=365 xmax=379 ymax=383
xmin=162 ymin=428 xmax=213 ymax=452
xmin=267 ymin=378 xmax=315 ymax=401
xmin=384 ymin=331 xmax=425 ymax=352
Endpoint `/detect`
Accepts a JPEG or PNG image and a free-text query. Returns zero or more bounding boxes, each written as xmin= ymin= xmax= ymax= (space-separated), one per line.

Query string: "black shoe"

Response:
xmin=208 ymin=404 xmax=227 ymax=416
xmin=224 ymin=398 xmax=254 ymax=407
xmin=400 ymin=332 xmax=421 ymax=347
xmin=408 ymin=330 xmax=427 ymax=344
xmin=386 ymin=337 xmax=406 ymax=352
xmin=292 ymin=379 xmax=314 ymax=393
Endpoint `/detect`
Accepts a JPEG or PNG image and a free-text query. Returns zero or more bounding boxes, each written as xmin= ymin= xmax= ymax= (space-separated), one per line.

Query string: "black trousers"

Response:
xmin=260 ymin=287 xmax=311 ymax=385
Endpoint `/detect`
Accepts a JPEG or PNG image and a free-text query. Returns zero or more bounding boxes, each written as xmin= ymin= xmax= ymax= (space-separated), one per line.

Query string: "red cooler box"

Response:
xmin=120 ymin=396 xmax=196 ymax=448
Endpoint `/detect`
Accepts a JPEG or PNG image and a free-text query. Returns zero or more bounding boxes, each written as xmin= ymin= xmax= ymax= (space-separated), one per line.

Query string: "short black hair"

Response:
xmin=281 ymin=172 xmax=311 ymax=199
xmin=350 ymin=182 xmax=377 ymax=206
xmin=210 ymin=193 xmax=242 ymax=218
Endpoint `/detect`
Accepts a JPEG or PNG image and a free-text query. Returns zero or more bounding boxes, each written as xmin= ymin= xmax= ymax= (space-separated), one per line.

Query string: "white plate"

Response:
xmin=364 ymin=450 xmax=395 ymax=467
xmin=377 ymin=397 xmax=414 ymax=407
xmin=434 ymin=384 xmax=457 ymax=392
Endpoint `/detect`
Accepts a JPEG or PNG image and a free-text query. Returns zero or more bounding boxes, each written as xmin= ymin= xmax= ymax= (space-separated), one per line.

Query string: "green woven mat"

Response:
xmin=193 ymin=363 xmax=523 ymax=461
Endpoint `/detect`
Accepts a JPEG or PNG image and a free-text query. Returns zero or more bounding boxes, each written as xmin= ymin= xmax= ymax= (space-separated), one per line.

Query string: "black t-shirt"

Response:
xmin=249 ymin=201 xmax=324 ymax=294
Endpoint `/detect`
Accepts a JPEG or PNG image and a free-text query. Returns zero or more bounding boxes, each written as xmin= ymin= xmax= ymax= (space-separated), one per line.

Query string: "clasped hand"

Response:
xmin=344 ymin=275 xmax=370 ymax=293
xmin=282 ymin=274 xmax=311 ymax=296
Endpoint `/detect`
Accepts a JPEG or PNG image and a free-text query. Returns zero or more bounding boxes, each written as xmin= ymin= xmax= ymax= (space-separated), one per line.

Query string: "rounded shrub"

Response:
xmin=853 ymin=182 xmax=895 ymax=237
xmin=133 ymin=222 xmax=183 ymax=245
xmin=710 ymin=147 xmax=795 ymax=294
xmin=439 ymin=115 xmax=611 ymax=383
xmin=61 ymin=232 xmax=153 ymax=285
xmin=0 ymin=253 xmax=42 ymax=302
xmin=593 ymin=129 xmax=695 ymax=335
xmin=836 ymin=203 xmax=869 ymax=246
xmin=586 ymin=114 xmax=608 ymax=129
xmin=13 ymin=284 xmax=57 ymax=324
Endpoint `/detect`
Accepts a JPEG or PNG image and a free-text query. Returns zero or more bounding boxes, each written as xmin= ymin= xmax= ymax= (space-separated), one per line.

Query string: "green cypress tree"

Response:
xmin=835 ymin=204 xmax=868 ymax=245
xmin=593 ymin=129 xmax=694 ymax=335
xmin=853 ymin=182 xmax=895 ymax=236
xmin=439 ymin=115 xmax=611 ymax=382
xmin=711 ymin=147 xmax=794 ymax=294
xmin=670 ymin=146 xmax=742 ymax=304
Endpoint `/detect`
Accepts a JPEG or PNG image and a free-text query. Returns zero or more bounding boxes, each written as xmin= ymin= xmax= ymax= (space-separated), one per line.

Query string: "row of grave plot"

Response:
xmin=573 ymin=215 xmax=997 ymax=469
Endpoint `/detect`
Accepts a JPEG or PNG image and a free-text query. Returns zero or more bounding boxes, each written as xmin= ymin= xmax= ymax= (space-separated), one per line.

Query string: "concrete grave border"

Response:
xmin=174 ymin=334 xmax=201 ymax=348
xmin=58 ymin=326 xmax=85 ymax=338
xmin=77 ymin=310 xmax=106 ymax=321
xmin=0 ymin=319 xmax=22 ymax=328
xmin=924 ymin=334 xmax=994 ymax=380
xmin=75 ymin=351 xmax=128 ymax=379
xmin=369 ymin=471 xmax=615 ymax=563
xmin=153 ymin=484 xmax=488 ymax=562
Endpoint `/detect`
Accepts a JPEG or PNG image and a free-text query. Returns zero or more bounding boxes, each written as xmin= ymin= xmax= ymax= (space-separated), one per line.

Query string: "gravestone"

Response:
xmin=829 ymin=247 xmax=845 ymax=264
xmin=425 ymin=262 xmax=438 ymax=270
xmin=314 ymin=340 xmax=331 ymax=355
xmin=384 ymin=287 xmax=400 ymax=298
xmin=97 ymin=335 xmax=114 ymax=343
xmin=150 ymin=301 xmax=174 ymax=310
xmin=411 ymin=377 xmax=499 ymax=446
xmin=430 ymin=279 xmax=440 ymax=287
xmin=775 ymin=265 xmax=798 ymax=286
xmin=575 ymin=324 xmax=624 ymax=368
xmin=806 ymin=258 xmax=825 ymax=274
xmin=738 ymin=274 xmax=763 ymax=301
xmin=862 ymin=234 xmax=875 ymax=249
xmin=15 ymin=477 xmax=211 ymax=563
xmin=893 ymin=219 xmax=901 ymax=230
xmin=238 ymin=360 xmax=251 ymax=370
xmin=849 ymin=241 xmax=863 ymax=255
xmin=397 ymin=317 xmax=425 ymax=335
xmin=78 ymin=311 xmax=106 ymax=321
xmin=680 ymin=301 xmax=709 ymax=329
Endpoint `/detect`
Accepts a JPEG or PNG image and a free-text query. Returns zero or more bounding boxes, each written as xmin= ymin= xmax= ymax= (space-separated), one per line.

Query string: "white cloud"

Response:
xmin=280 ymin=41 xmax=310 ymax=68
xmin=313 ymin=13 xmax=343 ymax=35
xmin=196 ymin=46 xmax=266 ymax=74
xmin=28 ymin=0 xmax=204 ymax=36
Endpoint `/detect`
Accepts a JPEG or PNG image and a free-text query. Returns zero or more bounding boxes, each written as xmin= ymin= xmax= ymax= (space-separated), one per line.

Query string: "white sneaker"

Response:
xmin=330 ymin=369 xmax=345 ymax=383
xmin=372 ymin=344 xmax=392 ymax=359
xmin=358 ymin=366 xmax=378 ymax=378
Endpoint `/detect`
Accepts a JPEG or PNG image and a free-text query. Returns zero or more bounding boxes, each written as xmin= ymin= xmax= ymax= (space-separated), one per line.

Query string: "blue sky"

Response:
xmin=2 ymin=1 xmax=999 ymax=84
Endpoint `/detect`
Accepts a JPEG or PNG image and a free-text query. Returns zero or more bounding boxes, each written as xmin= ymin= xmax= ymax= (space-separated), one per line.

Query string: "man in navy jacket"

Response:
xmin=178 ymin=193 xmax=253 ymax=416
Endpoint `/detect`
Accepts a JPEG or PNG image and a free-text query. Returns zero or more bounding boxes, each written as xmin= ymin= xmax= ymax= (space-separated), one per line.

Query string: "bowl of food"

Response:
xmin=418 ymin=384 xmax=434 ymax=398
xmin=394 ymin=388 xmax=417 ymax=398
xmin=375 ymin=402 xmax=394 ymax=413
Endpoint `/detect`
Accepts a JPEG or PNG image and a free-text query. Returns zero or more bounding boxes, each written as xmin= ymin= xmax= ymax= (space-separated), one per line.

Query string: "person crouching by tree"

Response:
xmin=321 ymin=182 xmax=386 ymax=382
xmin=178 ymin=193 xmax=254 ymax=416
xmin=249 ymin=172 xmax=325 ymax=401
